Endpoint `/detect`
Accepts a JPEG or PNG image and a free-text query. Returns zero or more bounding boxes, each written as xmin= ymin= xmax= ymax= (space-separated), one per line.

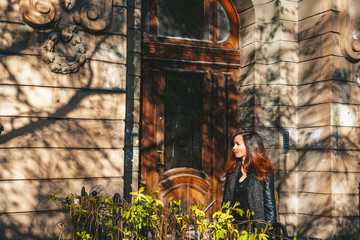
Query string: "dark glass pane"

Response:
xmin=158 ymin=0 xmax=210 ymax=40
xmin=164 ymin=72 xmax=203 ymax=170
xmin=142 ymin=0 xmax=151 ymax=34
xmin=217 ymin=2 xmax=231 ymax=42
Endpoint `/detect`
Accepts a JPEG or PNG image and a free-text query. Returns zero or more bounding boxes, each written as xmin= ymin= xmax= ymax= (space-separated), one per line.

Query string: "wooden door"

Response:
xmin=141 ymin=66 xmax=233 ymax=212
xmin=140 ymin=0 xmax=240 ymax=215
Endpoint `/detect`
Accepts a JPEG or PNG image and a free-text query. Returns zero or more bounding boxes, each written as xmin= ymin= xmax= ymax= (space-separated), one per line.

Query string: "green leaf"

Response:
xmin=239 ymin=230 xmax=248 ymax=240
xmin=259 ymin=232 xmax=269 ymax=240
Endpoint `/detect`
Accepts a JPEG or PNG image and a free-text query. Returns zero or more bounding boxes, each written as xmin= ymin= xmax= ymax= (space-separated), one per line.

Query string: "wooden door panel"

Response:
xmin=140 ymin=67 xmax=157 ymax=189
xmin=164 ymin=71 xmax=204 ymax=171
xmin=159 ymin=168 xmax=210 ymax=211
xmin=141 ymin=67 xmax=236 ymax=215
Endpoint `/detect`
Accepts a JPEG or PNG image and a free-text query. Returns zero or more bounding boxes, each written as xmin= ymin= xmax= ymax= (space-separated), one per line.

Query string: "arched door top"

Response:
xmin=142 ymin=0 xmax=240 ymax=50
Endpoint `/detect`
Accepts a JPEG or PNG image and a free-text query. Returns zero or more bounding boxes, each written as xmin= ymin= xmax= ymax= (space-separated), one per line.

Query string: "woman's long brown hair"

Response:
xmin=224 ymin=130 xmax=275 ymax=182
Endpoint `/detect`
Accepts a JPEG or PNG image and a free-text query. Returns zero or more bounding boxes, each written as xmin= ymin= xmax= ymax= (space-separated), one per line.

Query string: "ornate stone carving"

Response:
xmin=18 ymin=0 xmax=113 ymax=74
xmin=41 ymin=25 xmax=87 ymax=74
xmin=340 ymin=0 xmax=360 ymax=62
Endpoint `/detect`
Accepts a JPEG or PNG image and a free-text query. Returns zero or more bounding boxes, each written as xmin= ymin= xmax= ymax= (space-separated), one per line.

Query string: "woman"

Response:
xmin=222 ymin=129 xmax=276 ymax=230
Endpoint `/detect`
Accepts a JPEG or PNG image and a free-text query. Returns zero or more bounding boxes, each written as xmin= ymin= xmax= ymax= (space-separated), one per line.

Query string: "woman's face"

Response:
xmin=233 ymin=134 xmax=246 ymax=159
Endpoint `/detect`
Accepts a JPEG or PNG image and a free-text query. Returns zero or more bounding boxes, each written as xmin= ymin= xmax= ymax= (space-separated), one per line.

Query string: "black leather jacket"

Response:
xmin=222 ymin=163 xmax=277 ymax=228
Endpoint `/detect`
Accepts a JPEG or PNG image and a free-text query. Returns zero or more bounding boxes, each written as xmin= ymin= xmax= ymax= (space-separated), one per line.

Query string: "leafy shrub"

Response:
xmin=47 ymin=187 xmax=290 ymax=240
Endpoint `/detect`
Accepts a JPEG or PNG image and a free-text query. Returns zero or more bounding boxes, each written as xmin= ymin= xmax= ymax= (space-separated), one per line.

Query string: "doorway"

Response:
xmin=140 ymin=0 xmax=240 ymax=214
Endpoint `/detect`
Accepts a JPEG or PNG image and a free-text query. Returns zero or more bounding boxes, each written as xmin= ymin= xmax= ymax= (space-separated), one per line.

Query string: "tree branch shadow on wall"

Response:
xmin=137 ymin=0 xmax=360 ymax=237
xmin=0 ymin=1 xmax=128 ymax=239
xmin=1 ymin=0 xmax=356 ymax=239
xmin=237 ymin=0 xmax=359 ymax=238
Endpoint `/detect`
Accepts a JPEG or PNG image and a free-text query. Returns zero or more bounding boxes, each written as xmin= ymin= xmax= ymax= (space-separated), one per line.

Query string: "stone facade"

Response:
xmin=237 ymin=0 xmax=360 ymax=238
xmin=0 ymin=0 xmax=359 ymax=239
xmin=0 ymin=0 xmax=140 ymax=239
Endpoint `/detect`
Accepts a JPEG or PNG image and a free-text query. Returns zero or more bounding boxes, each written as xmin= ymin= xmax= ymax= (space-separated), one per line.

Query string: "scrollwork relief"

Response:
xmin=18 ymin=0 xmax=113 ymax=74
xmin=19 ymin=0 xmax=61 ymax=28
xmin=340 ymin=0 xmax=360 ymax=62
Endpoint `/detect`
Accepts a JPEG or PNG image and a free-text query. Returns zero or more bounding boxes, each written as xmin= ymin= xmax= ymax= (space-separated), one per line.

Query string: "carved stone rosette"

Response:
xmin=340 ymin=0 xmax=360 ymax=63
xmin=18 ymin=0 xmax=113 ymax=74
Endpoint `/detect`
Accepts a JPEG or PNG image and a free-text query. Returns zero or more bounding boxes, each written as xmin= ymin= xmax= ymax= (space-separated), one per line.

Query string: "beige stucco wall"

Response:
xmin=0 ymin=0 xmax=141 ymax=239
xmin=298 ymin=0 xmax=359 ymax=238
xmin=237 ymin=0 xmax=360 ymax=239
xmin=237 ymin=0 xmax=300 ymax=235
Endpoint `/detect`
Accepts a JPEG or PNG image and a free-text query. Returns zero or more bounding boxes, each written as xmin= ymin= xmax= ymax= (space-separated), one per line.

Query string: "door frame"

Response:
xmin=140 ymin=0 xmax=240 ymax=214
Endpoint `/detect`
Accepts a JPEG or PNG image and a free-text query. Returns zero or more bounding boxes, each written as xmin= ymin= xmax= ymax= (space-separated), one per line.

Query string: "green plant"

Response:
xmin=207 ymin=202 xmax=243 ymax=239
xmin=122 ymin=187 xmax=164 ymax=239
xmin=47 ymin=187 xmax=125 ymax=240
xmin=77 ymin=231 xmax=91 ymax=240
xmin=47 ymin=187 xmax=292 ymax=240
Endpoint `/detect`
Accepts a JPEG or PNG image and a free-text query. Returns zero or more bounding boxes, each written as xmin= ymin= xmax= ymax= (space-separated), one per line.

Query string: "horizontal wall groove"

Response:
xmin=297 ymin=79 xmax=355 ymax=87
xmin=142 ymin=57 xmax=240 ymax=68
xmin=297 ymin=191 xmax=332 ymax=195
xmin=240 ymin=59 xmax=298 ymax=68
xmin=298 ymin=31 xmax=340 ymax=42
xmin=0 ymin=84 xmax=127 ymax=93
xmin=0 ymin=116 xmax=126 ymax=121
xmin=298 ymin=9 xmax=340 ymax=22
xmin=0 ymin=147 xmax=124 ymax=150
xmin=299 ymin=53 xmax=343 ymax=62
xmin=298 ymin=54 xmax=343 ymax=63
xmin=240 ymin=39 xmax=299 ymax=46
xmin=0 ymin=176 xmax=124 ymax=182
xmin=239 ymin=83 xmax=298 ymax=87
xmin=0 ymin=209 xmax=66 ymax=215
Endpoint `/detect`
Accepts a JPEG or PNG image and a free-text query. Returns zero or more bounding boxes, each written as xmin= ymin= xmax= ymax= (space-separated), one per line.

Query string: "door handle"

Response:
xmin=156 ymin=150 xmax=164 ymax=170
